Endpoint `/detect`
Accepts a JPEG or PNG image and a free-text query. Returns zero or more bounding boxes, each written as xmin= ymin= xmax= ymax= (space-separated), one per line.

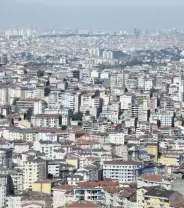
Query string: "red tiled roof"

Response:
xmin=63 ymin=201 xmax=102 ymax=208
xmin=53 ymin=185 xmax=73 ymax=191
xmin=170 ymin=201 xmax=184 ymax=207
xmin=22 ymin=202 xmax=43 ymax=207
xmin=142 ymin=175 xmax=163 ymax=182
xmin=33 ymin=179 xmax=57 ymax=184
xmin=77 ymin=180 xmax=118 ymax=188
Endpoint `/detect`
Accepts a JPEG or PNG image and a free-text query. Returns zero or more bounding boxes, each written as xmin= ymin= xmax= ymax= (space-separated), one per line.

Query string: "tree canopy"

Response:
xmin=12 ymin=98 xmax=20 ymax=106
xmin=37 ymin=70 xmax=45 ymax=78
xmin=44 ymin=87 xmax=51 ymax=96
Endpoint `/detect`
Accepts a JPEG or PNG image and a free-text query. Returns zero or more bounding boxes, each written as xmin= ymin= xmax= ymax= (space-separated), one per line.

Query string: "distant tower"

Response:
xmin=134 ymin=27 xmax=141 ymax=37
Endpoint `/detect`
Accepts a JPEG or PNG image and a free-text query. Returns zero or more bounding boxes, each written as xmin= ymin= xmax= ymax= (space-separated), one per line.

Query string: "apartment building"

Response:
xmin=0 ymin=86 xmax=8 ymax=105
xmin=0 ymin=148 xmax=12 ymax=169
xmin=80 ymin=93 xmax=101 ymax=113
xmin=146 ymin=143 xmax=159 ymax=162
xmin=53 ymin=185 xmax=73 ymax=208
xmin=159 ymin=152 xmax=184 ymax=166
xmin=23 ymin=158 xmax=46 ymax=190
xmin=8 ymin=86 xmax=21 ymax=105
xmin=58 ymin=92 xmax=75 ymax=110
xmin=145 ymin=78 xmax=153 ymax=90
xmin=0 ymin=185 xmax=6 ymax=208
xmin=32 ymin=179 xmax=57 ymax=194
xmin=100 ymin=102 xmax=120 ymax=123
xmin=16 ymin=98 xmax=47 ymax=114
xmin=10 ymin=169 xmax=23 ymax=194
xmin=137 ymin=186 xmax=183 ymax=208
xmin=110 ymin=73 xmax=124 ymax=88
xmin=120 ymin=94 xmax=132 ymax=110
xmin=137 ymin=174 xmax=173 ymax=190
xmin=31 ymin=114 xmax=60 ymax=128
xmin=150 ymin=112 xmax=173 ymax=127
xmin=6 ymin=195 xmax=21 ymax=208
xmin=21 ymin=86 xmax=37 ymax=99
xmin=7 ymin=129 xmax=38 ymax=142
xmin=33 ymin=140 xmax=61 ymax=160
xmin=103 ymin=186 xmax=136 ymax=208
xmin=108 ymin=131 xmax=125 ymax=145
xmin=103 ymin=160 xmax=142 ymax=182
xmin=74 ymin=181 xmax=117 ymax=203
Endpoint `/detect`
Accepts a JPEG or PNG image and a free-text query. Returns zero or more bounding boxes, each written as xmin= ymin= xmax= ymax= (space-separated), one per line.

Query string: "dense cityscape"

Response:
xmin=0 ymin=26 xmax=184 ymax=208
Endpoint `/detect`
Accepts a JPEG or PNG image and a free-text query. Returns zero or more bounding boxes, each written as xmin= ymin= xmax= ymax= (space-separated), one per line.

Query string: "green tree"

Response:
xmin=72 ymin=112 xmax=83 ymax=121
xmin=12 ymin=98 xmax=20 ymax=106
xmin=59 ymin=115 xmax=62 ymax=126
xmin=26 ymin=108 xmax=33 ymax=121
xmin=44 ymin=87 xmax=51 ymax=96
xmin=125 ymin=87 xmax=128 ymax=93
xmin=37 ymin=70 xmax=44 ymax=78
xmin=61 ymin=125 xmax=67 ymax=130
xmin=24 ymin=69 xmax=28 ymax=74
xmin=46 ymin=80 xmax=50 ymax=86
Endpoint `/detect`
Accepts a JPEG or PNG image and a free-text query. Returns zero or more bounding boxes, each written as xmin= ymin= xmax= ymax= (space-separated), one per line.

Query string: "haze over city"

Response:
xmin=1 ymin=0 xmax=184 ymax=31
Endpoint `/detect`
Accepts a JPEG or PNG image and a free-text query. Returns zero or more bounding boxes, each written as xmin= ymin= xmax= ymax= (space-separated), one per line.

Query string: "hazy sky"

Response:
xmin=1 ymin=0 xmax=184 ymax=31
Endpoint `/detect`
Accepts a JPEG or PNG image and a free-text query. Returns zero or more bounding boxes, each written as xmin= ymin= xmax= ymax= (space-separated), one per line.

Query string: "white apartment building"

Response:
xmin=89 ymin=48 xmax=100 ymax=57
xmin=53 ymin=185 xmax=73 ymax=208
xmin=100 ymin=102 xmax=120 ymax=123
xmin=120 ymin=94 xmax=132 ymax=110
xmin=59 ymin=92 xmax=75 ymax=110
xmin=54 ymin=149 xmax=66 ymax=160
xmin=138 ymin=76 xmax=145 ymax=88
xmin=114 ymin=145 xmax=128 ymax=160
xmin=37 ymin=131 xmax=58 ymax=142
xmin=23 ymin=159 xmax=46 ymax=190
xmin=60 ymin=108 xmax=72 ymax=126
xmin=10 ymin=169 xmax=24 ymax=193
xmin=48 ymin=162 xmax=60 ymax=177
xmin=80 ymin=94 xmax=92 ymax=109
xmin=74 ymin=92 xmax=81 ymax=113
xmin=8 ymin=86 xmax=21 ymax=105
xmin=21 ymin=87 xmax=37 ymax=99
xmin=47 ymin=92 xmax=59 ymax=108
xmin=57 ymin=81 xmax=68 ymax=90
xmin=124 ymin=72 xmax=129 ymax=87
xmin=33 ymin=100 xmax=47 ymax=115
xmin=103 ymin=50 xmax=113 ymax=59
xmin=91 ymin=70 xmax=99 ymax=78
xmin=80 ymin=94 xmax=101 ymax=113
xmin=33 ymin=140 xmax=61 ymax=160
xmin=100 ymin=71 xmax=109 ymax=79
xmin=61 ymin=115 xmax=69 ymax=126
xmin=0 ymin=148 xmax=12 ymax=168
xmin=108 ymin=132 xmax=125 ymax=145
xmin=145 ymin=79 xmax=153 ymax=90
xmin=127 ymin=78 xmax=138 ymax=89
xmin=35 ymin=87 xmax=45 ymax=99
xmin=44 ymin=108 xmax=62 ymax=115
xmin=137 ymin=175 xmax=172 ymax=190
xmin=14 ymin=143 xmax=30 ymax=153
xmin=0 ymin=87 xmax=8 ymax=105
xmin=110 ymin=73 xmax=124 ymax=88
xmin=0 ymin=185 xmax=6 ymax=207
xmin=150 ymin=112 xmax=173 ymax=127
xmin=6 ymin=195 xmax=22 ymax=208
xmin=31 ymin=114 xmax=60 ymax=128
xmin=16 ymin=99 xmax=46 ymax=114
xmin=103 ymin=160 xmax=142 ymax=182
xmin=159 ymin=113 xmax=173 ymax=127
